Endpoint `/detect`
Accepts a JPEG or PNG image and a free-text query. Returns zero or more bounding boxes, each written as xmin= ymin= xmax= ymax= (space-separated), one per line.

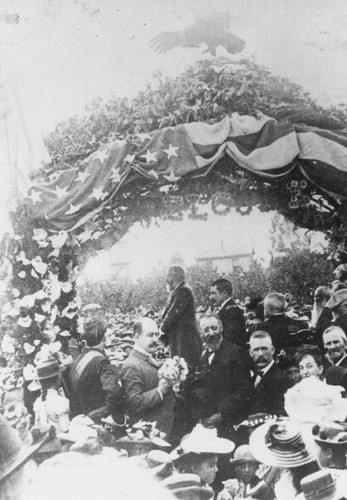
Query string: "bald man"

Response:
xmin=121 ymin=317 xmax=176 ymax=437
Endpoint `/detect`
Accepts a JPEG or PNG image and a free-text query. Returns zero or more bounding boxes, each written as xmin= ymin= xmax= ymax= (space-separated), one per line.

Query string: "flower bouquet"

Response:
xmin=158 ymin=356 xmax=188 ymax=393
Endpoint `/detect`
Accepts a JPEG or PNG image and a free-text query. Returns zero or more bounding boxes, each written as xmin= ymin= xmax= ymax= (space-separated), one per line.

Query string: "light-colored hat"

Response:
xmin=162 ymin=473 xmax=214 ymax=500
xmin=229 ymin=445 xmax=259 ymax=464
xmin=249 ymin=417 xmax=318 ymax=468
xmin=170 ymin=424 xmax=235 ymax=460
xmin=326 ymin=289 xmax=347 ymax=310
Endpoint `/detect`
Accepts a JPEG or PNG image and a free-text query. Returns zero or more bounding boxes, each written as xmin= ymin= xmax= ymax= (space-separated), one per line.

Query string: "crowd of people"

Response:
xmin=2 ymin=265 xmax=347 ymax=500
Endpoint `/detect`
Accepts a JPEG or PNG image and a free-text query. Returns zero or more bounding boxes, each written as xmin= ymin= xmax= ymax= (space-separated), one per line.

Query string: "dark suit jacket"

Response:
xmin=326 ymin=365 xmax=347 ymax=392
xmin=254 ymin=315 xmax=309 ymax=351
xmin=186 ymin=340 xmax=253 ymax=434
xmin=248 ymin=362 xmax=291 ymax=416
xmin=121 ymin=349 xmax=176 ymax=436
xmin=68 ymin=348 xmax=123 ymax=419
xmin=161 ymin=282 xmax=202 ymax=369
xmin=219 ymin=298 xmax=247 ymax=347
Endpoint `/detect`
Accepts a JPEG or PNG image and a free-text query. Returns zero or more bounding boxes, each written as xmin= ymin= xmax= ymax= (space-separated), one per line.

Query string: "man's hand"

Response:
xmin=158 ymin=378 xmax=171 ymax=396
xmin=202 ymin=413 xmax=222 ymax=428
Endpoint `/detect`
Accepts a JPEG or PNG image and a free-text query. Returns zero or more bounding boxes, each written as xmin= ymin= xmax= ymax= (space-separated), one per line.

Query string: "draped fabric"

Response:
xmin=23 ymin=112 xmax=347 ymax=232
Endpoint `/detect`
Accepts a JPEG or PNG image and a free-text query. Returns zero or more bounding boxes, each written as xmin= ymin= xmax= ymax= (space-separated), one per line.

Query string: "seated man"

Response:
xmin=250 ymin=292 xmax=309 ymax=352
xmin=248 ymin=330 xmax=291 ymax=416
xmin=323 ymin=325 xmax=347 ymax=367
xmin=186 ymin=313 xmax=252 ymax=440
xmin=121 ymin=317 xmax=176 ymax=437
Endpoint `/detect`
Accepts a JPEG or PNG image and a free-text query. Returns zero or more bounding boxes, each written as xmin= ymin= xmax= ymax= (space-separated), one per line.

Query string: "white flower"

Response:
xmin=20 ymin=295 xmax=35 ymax=309
xmin=16 ymin=251 xmax=31 ymax=265
xmin=32 ymin=228 xmax=48 ymax=241
xmin=12 ymin=288 xmax=20 ymax=298
xmin=18 ymin=271 xmax=26 ymax=278
xmin=23 ymin=364 xmax=36 ymax=380
xmin=18 ymin=316 xmax=32 ymax=328
xmin=49 ymin=230 xmax=68 ymax=249
xmin=23 ymin=342 xmax=35 ymax=354
xmin=31 ymin=256 xmax=48 ymax=275
xmin=61 ymin=282 xmax=73 ymax=293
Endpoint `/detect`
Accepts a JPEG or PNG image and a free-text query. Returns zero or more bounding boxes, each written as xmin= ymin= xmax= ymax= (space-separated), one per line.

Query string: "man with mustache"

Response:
xmin=121 ymin=317 xmax=176 ymax=437
xmin=248 ymin=330 xmax=290 ymax=417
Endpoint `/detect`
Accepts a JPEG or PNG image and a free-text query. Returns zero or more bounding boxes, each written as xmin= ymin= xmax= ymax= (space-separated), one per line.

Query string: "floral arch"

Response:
xmin=2 ymin=57 xmax=347 ymax=388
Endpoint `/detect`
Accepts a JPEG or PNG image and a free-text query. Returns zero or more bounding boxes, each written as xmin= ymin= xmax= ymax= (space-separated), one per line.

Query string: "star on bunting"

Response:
xmin=140 ymin=149 xmax=157 ymax=164
xmin=27 ymin=190 xmax=42 ymax=204
xmin=110 ymin=169 xmax=122 ymax=183
xmin=124 ymin=154 xmax=135 ymax=164
xmin=54 ymin=185 xmax=69 ymax=199
xmin=93 ymin=146 xmax=110 ymax=165
xmin=163 ymin=143 xmax=179 ymax=159
xmin=66 ymin=203 xmax=81 ymax=215
xmin=90 ymin=187 xmax=108 ymax=201
xmin=163 ymin=169 xmax=181 ymax=182
xmin=76 ymin=170 xmax=91 ymax=183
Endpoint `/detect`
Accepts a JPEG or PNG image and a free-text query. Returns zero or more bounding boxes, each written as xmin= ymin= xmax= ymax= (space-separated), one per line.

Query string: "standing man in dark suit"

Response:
xmin=248 ymin=330 xmax=291 ymax=417
xmin=210 ymin=278 xmax=247 ymax=348
xmin=121 ymin=317 xmax=176 ymax=437
xmin=160 ymin=266 xmax=202 ymax=370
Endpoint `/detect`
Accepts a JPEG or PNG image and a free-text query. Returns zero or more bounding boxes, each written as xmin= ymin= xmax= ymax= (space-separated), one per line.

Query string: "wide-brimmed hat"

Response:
xmin=229 ymin=445 xmax=259 ymax=464
xmin=170 ymin=424 xmax=235 ymax=460
xmin=326 ymin=289 xmax=347 ymax=311
xmin=312 ymin=421 xmax=347 ymax=446
xmin=249 ymin=417 xmax=318 ymax=468
xmin=300 ymin=470 xmax=337 ymax=500
xmin=162 ymin=473 xmax=213 ymax=500
xmin=0 ymin=415 xmax=52 ymax=484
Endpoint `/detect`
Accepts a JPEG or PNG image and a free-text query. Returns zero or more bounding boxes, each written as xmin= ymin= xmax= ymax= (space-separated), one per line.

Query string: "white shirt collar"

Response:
xmin=258 ymin=359 xmax=274 ymax=375
xmin=221 ymin=297 xmax=232 ymax=309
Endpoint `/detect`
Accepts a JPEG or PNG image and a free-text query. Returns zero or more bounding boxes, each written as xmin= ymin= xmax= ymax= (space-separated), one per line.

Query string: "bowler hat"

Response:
xmin=326 ymin=289 xmax=347 ymax=310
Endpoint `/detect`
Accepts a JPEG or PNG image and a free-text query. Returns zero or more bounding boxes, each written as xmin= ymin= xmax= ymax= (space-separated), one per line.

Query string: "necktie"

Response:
xmin=254 ymin=370 xmax=264 ymax=387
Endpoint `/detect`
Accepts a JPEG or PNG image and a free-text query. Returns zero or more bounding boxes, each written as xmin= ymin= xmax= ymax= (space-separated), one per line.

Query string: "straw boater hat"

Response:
xmin=162 ymin=473 xmax=213 ymax=500
xmin=249 ymin=417 xmax=318 ymax=468
xmin=170 ymin=424 xmax=235 ymax=460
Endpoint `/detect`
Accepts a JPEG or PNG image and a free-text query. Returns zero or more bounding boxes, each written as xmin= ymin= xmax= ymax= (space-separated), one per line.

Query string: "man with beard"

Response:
xmin=121 ymin=317 xmax=176 ymax=437
xmin=160 ymin=266 xmax=202 ymax=370
xmin=248 ymin=330 xmax=291 ymax=416
xmin=186 ymin=313 xmax=252 ymax=439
